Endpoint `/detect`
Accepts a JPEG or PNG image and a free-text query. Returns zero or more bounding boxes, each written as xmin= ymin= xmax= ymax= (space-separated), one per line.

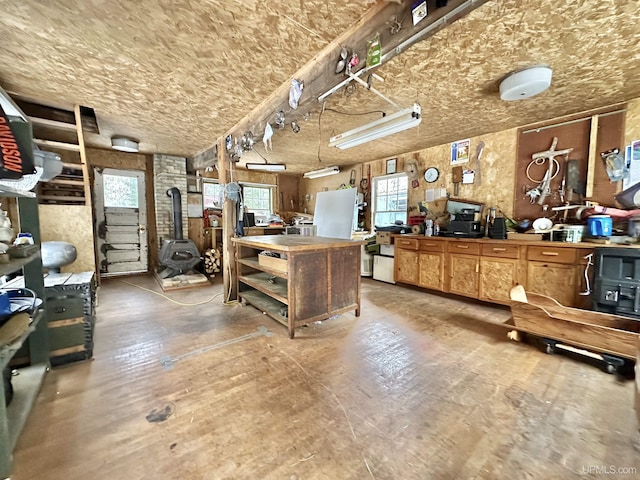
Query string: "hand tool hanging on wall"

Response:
xmin=452 ymin=166 xmax=463 ymax=196
xmin=530 ymin=137 xmax=573 ymax=205
xmin=472 ymin=141 xmax=484 ymax=186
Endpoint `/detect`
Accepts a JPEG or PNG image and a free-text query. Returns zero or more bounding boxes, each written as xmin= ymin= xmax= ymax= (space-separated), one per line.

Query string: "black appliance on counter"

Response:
xmin=439 ymin=220 xmax=483 ymax=238
xmin=592 ymin=247 xmax=640 ymax=319
xmin=488 ymin=217 xmax=507 ymax=239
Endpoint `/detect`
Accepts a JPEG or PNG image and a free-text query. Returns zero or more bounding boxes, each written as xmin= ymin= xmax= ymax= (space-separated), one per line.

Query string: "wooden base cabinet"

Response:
xmin=393 ymin=235 xmax=594 ymax=308
xmin=479 ymin=257 xmax=519 ymax=303
xmin=479 ymin=242 xmax=522 ymax=304
xmin=448 ymin=254 xmax=479 ymax=298
xmin=447 ymin=241 xmax=480 ymax=298
xmin=395 ymin=238 xmax=419 ymax=284
xmin=526 ymin=245 xmax=578 ymax=307
xmin=418 ymin=252 xmax=444 ymax=290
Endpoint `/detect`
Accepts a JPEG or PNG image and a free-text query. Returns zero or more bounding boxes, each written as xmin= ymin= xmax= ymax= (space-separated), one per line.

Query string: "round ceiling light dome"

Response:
xmin=111 ymin=137 xmax=139 ymax=152
xmin=499 ymin=66 xmax=553 ymax=101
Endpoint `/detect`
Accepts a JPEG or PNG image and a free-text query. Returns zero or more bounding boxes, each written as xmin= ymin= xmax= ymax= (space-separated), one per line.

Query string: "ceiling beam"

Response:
xmin=193 ymin=0 xmax=489 ymax=172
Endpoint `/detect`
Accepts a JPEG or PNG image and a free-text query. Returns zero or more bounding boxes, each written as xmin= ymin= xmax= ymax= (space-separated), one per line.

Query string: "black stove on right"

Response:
xmin=592 ymin=247 xmax=640 ymax=319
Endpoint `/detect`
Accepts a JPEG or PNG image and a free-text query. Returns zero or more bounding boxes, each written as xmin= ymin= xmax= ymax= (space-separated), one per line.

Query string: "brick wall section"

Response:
xmin=153 ymin=154 xmax=188 ymax=252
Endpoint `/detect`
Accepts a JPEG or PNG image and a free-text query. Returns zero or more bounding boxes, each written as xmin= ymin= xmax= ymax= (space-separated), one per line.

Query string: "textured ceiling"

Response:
xmin=1 ymin=0 xmax=640 ymax=174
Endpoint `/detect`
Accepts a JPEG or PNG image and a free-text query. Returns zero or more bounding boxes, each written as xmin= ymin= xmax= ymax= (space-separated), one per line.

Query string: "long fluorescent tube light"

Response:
xmin=303 ymin=166 xmax=340 ymax=179
xmin=246 ymin=162 xmax=286 ymax=172
xmin=329 ymin=103 xmax=422 ymax=150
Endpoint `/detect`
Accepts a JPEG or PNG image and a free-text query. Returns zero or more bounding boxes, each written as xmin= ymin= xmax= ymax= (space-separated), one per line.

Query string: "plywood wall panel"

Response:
xmin=625 ymin=98 xmax=640 ymax=146
xmin=39 ymin=205 xmax=95 ymax=273
xmin=86 ymin=148 xmax=148 ymax=171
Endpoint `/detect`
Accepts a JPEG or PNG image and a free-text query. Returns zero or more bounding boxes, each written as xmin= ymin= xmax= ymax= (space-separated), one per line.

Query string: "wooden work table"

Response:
xmin=232 ymin=235 xmax=364 ymax=338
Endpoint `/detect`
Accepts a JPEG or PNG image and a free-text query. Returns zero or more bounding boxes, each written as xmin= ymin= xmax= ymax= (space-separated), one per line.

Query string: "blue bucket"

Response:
xmin=587 ymin=215 xmax=613 ymax=237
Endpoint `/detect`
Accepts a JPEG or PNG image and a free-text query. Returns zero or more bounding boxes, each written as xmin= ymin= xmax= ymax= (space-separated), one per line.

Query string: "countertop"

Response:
xmin=232 ymin=235 xmax=365 ymax=251
xmin=391 ymin=233 xmax=640 ymax=249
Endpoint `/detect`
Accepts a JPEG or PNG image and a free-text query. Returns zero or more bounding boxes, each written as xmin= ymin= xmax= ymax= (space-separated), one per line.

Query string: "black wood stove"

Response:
xmin=158 ymin=187 xmax=201 ymax=278
xmin=592 ymin=247 xmax=640 ymax=319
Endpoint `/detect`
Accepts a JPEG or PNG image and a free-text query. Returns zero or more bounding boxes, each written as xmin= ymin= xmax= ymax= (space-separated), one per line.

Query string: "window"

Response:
xmin=103 ymin=173 xmax=139 ymax=208
xmin=372 ymin=173 xmax=408 ymax=226
xmin=203 ymin=181 xmax=224 ymax=208
xmin=243 ymin=184 xmax=274 ymax=222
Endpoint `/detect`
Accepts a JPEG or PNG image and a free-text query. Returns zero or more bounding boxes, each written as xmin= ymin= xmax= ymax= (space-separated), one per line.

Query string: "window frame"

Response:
xmin=240 ymin=182 xmax=276 ymax=223
xmin=202 ymin=180 xmax=224 ymax=209
xmin=371 ymin=173 xmax=409 ymax=227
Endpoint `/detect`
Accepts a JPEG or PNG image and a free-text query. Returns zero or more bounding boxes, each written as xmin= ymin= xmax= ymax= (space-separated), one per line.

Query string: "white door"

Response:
xmin=94 ymin=168 xmax=148 ymax=276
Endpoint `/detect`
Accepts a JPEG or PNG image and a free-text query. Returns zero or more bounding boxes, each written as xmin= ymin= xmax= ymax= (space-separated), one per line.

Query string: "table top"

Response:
xmin=232 ymin=235 xmax=364 ymax=252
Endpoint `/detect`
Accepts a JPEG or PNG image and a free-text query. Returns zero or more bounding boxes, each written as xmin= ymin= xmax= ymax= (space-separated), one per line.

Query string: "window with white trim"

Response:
xmin=202 ymin=181 xmax=224 ymax=208
xmin=372 ymin=173 xmax=408 ymax=226
xmin=242 ymin=184 xmax=274 ymax=222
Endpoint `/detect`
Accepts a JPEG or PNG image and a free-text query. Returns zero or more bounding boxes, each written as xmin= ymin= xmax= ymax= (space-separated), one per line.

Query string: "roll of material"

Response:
xmin=411 ymin=224 xmax=424 ymax=235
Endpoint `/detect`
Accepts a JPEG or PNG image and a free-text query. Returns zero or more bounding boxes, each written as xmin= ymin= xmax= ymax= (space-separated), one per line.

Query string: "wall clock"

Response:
xmin=424 ymin=167 xmax=439 ymax=183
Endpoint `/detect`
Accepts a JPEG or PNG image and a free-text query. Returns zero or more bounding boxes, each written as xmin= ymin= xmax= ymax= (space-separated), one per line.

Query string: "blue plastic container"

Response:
xmin=587 ymin=215 xmax=613 ymax=237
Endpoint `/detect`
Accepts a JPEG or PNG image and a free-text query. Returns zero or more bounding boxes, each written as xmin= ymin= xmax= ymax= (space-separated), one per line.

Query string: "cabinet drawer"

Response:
xmin=47 ymin=297 xmax=85 ymax=321
xmin=448 ymin=241 xmax=480 ymax=255
xmin=395 ymin=237 xmax=419 ymax=251
xmin=481 ymin=243 xmax=520 ymax=259
xmin=419 ymin=239 xmax=445 ymax=253
xmin=527 ymin=246 xmax=576 ymax=264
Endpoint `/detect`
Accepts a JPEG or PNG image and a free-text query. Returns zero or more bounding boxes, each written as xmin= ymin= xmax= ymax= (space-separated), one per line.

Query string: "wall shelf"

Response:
xmin=0 ymin=196 xmax=49 ymax=479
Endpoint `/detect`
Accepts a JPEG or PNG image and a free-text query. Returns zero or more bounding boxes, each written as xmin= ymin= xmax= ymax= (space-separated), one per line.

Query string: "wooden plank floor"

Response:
xmin=10 ymin=276 xmax=640 ymax=479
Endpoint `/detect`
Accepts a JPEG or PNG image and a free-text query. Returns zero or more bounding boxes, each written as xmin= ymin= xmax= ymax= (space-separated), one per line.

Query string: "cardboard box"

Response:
xmin=258 ymin=254 xmax=288 ymax=273
xmin=376 ymin=231 xmax=392 ymax=245
xmin=506 ymin=232 xmax=543 ymax=242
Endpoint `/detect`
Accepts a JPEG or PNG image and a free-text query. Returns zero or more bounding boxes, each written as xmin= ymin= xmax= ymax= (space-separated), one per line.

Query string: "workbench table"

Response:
xmin=232 ymin=235 xmax=363 ymax=338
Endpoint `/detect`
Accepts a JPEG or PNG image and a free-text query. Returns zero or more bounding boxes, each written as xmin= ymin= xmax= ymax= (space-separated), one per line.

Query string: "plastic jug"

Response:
xmin=587 ymin=215 xmax=613 ymax=237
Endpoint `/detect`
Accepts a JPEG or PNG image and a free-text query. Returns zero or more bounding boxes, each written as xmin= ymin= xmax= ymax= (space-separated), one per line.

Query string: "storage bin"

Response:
xmin=376 ymin=232 xmax=391 ymax=245
xmin=258 ymin=254 xmax=288 ymax=273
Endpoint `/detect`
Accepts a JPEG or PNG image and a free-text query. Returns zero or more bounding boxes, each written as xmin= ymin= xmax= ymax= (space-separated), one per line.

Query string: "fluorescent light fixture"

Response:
xmin=329 ymin=103 xmax=422 ymax=150
xmin=0 ymin=86 xmax=28 ymax=122
xmin=303 ymin=166 xmax=340 ymax=179
xmin=111 ymin=137 xmax=139 ymax=152
xmin=246 ymin=162 xmax=286 ymax=172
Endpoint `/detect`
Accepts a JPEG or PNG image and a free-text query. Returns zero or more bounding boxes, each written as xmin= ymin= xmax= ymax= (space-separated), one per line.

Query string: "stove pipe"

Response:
xmin=166 ymin=187 xmax=183 ymax=240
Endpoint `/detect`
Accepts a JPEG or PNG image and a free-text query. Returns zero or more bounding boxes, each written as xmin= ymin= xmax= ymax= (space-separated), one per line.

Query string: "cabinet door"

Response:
xmin=527 ymin=262 xmax=575 ymax=306
xmin=395 ymin=249 xmax=419 ymax=284
xmin=479 ymin=257 xmax=518 ymax=304
xmin=448 ymin=254 xmax=479 ymax=298
xmin=418 ymin=252 xmax=444 ymax=291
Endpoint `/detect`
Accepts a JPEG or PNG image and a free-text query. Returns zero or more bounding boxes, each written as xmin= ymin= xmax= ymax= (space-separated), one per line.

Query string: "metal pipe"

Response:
xmin=166 ymin=187 xmax=183 ymax=240
xmin=522 ymin=109 xmax=626 ymax=134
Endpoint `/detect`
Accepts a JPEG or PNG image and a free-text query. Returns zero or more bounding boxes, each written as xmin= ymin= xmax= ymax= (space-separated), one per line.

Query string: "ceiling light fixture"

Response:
xmin=328 ymin=103 xmax=421 ymax=150
xmin=246 ymin=163 xmax=286 ymax=172
xmin=499 ymin=66 xmax=553 ymax=101
xmin=111 ymin=137 xmax=139 ymax=153
xmin=303 ymin=166 xmax=340 ymax=179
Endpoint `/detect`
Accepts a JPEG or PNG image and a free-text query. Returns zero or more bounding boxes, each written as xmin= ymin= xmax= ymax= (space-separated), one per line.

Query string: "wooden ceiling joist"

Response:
xmin=33 ymin=139 xmax=80 ymax=152
xmin=28 ymin=116 xmax=78 ymax=131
